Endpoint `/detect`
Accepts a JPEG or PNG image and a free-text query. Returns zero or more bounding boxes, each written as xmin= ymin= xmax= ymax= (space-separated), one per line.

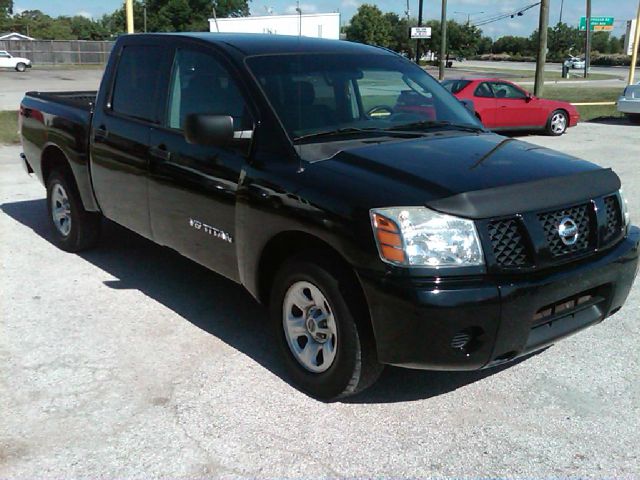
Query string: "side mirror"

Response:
xmin=525 ymin=94 xmax=533 ymax=103
xmin=184 ymin=114 xmax=234 ymax=146
xmin=460 ymin=98 xmax=475 ymax=115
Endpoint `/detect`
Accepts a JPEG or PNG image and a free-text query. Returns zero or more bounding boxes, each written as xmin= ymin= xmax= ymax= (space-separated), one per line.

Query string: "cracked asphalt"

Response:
xmin=1 ymin=121 xmax=639 ymax=478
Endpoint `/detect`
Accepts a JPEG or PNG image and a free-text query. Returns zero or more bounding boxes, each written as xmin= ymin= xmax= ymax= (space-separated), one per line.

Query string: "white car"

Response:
xmin=617 ymin=81 xmax=640 ymax=124
xmin=0 ymin=50 xmax=32 ymax=72
xmin=568 ymin=56 xmax=585 ymax=69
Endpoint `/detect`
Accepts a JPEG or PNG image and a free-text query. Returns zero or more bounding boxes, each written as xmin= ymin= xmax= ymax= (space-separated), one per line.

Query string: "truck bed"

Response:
xmin=24 ymin=91 xmax=97 ymax=111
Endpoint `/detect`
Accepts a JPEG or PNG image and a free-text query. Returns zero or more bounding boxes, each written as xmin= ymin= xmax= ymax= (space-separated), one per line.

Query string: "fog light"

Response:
xmin=451 ymin=331 xmax=472 ymax=350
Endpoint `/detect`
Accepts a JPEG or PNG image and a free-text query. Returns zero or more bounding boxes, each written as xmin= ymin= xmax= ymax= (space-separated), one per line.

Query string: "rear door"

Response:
xmin=90 ymin=43 xmax=172 ymax=239
xmin=472 ymin=82 xmax=497 ymax=128
xmin=147 ymin=45 xmax=255 ymax=282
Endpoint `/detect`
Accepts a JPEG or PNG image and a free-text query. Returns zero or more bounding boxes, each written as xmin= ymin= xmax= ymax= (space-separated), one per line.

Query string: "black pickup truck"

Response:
xmin=20 ymin=33 xmax=639 ymax=399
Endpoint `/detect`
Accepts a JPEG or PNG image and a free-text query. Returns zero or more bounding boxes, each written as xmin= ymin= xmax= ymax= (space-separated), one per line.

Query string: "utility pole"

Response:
xmin=415 ymin=0 xmax=424 ymax=64
xmin=559 ymin=0 xmax=564 ymax=24
xmin=584 ymin=0 xmax=591 ymax=78
xmin=125 ymin=0 xmax=134 ymax=34
xmin=439 ymin=0 xmax=447 ymax=80
xmin=143 ymin=3 xmax=147 ymax=33
xmin=534 ymin=0 xmax=550 ymax=96
xmin=629 ymin=0 xmax=640 ymax=85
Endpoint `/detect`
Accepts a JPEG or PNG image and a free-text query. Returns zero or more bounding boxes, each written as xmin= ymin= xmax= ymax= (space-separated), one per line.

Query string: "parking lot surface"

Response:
xmin=1 ymin=122 xmax=639 ymax=478
xmin=0 ymin=68 xmax=102 ymax=110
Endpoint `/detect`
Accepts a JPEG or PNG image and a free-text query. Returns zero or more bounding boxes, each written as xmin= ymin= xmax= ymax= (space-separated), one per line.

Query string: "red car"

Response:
xmin=442 ymin=78 xmax=579 ymax=135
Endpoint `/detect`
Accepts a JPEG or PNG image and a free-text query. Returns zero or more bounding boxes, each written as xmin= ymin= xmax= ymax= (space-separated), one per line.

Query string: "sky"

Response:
xmin=11 ymin=0 xmax=637 ymax=38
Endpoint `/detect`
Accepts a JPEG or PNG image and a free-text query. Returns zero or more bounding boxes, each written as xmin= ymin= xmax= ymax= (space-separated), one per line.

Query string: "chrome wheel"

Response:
xmin=51 ymin=183 xmax=72 ymax=236
xmin=550 ymin=112 xmax=567 ymax=134
xmin=282 ymin=281 xmax=338 ymax=373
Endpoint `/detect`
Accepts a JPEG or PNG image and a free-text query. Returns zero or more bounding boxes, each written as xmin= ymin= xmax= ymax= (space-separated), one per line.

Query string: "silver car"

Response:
xmin=617 ymin=82 xmax=640 ymax=124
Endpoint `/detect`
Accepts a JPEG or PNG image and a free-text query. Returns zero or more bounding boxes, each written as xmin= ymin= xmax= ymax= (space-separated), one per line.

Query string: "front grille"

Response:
xmin=603 ymin=195 xmax=622 ymax=244
xmin=487 ymin=218 xmax=531 ymax=267
xmin=538 ymin=203 xmax=592 ymax=257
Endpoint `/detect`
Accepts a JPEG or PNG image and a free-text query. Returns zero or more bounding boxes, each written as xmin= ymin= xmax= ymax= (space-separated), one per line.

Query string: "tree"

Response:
xmin=345 ymin=4 xmax=392 ymax=46
xmin=384 ymin=12 xmax=416 ymax=58
xmin=477 ymin=36 xmax=493 ymax=55
xmin=0 ymin=0 xmax=12 ymax=17
xmin=101 ymin=0 xmax=249 ymax=35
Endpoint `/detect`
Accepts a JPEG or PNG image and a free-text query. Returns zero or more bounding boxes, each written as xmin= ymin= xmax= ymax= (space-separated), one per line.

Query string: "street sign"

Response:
xmin=410 ymin=27 xmax=432 ymax=39
xmin=579 ymin=16 xmax=614 ymax=31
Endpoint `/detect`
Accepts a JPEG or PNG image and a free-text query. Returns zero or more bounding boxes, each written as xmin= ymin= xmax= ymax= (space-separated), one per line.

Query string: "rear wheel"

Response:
xmin=546 ymin=109 xmax=568 ymax=136
xmin=46 ymin=170 xmax=101 ymax=252
xmin=15 ymin=62 xmax=26 ymax=72
xmin=270 ymin=255 xmax=383 ymax=400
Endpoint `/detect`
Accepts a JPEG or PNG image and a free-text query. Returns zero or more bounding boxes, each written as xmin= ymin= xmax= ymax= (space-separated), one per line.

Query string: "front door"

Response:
xmin=490 ymin=81 xmax=534 ymax=129
xmin=147 ymin=47 xmax=254 ymax=281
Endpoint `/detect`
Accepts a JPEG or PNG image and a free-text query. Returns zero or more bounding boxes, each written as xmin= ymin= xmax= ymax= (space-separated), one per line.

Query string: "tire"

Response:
xmin=270 ymin=255 xmax=383 ymax=400
xmin=46 ymin=169 xmax=101 ymax=252
xmin=15 ymin=62 xmax=26 ymax=72
xmin=627 ymin=114 xmax=640 ymax=125
xmin=546 ymin=109 xmax=568 ymax=136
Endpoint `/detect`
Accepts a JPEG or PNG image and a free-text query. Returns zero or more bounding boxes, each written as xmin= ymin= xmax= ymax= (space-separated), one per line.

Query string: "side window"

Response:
xmin=167 ymin=49 xmax=249 ymax=131
xmin=491 ymin=82 xmax=527 ymax=99
xmin=111 ymin=45 xmax=166 ymax=123
xmin=0 ymin=51 xmax=11 ymax=58
xmin=474 ymin=82 xmax=494 ymax=98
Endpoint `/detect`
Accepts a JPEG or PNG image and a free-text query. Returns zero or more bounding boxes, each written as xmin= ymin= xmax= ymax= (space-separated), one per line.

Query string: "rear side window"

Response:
xmin=111 ymin=45 xmax=166 ymax=123
xmin=442 ymin=80 xmax=470 ymax=94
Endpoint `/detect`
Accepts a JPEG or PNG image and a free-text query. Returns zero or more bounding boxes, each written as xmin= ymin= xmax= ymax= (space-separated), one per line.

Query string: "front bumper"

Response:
xmin=359 ymin=227 xmax=639 ymax=370
xmin=617 ymin=97 xmax=640 ymax=115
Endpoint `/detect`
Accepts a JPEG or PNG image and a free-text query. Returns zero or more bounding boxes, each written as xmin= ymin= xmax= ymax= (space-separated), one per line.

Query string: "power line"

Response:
xmin=472 ymin=2 xmax=541 ymax=27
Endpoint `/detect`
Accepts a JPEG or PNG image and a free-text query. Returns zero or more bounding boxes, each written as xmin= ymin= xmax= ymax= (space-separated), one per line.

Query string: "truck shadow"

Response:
xmin=1 ymin=198 xmax=534 ymax=404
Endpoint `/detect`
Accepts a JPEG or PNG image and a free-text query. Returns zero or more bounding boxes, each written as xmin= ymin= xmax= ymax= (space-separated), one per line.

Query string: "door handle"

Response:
xmin=94 ymin=126 xmax=108 ymax=140
xmin=149 ymin=145 xmax=171 ymax=162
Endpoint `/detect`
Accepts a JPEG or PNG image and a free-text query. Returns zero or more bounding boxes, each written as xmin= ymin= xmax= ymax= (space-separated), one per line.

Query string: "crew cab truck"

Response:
xmin=20 ymin=33 xmax=639 ymax=400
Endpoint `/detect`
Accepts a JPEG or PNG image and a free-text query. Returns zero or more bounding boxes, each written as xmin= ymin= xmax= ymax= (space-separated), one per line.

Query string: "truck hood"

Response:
xmin=313 ymin=132 xmax=618 ymax=218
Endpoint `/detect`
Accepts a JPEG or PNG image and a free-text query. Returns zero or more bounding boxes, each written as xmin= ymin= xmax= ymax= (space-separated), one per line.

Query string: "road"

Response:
xmin=1 ymin=121 xmax=639 ymax=478
xmin=0 ymin=68 xmax=102 ymax=110
xmin=460 ymin=60 xmax=640 ymax=79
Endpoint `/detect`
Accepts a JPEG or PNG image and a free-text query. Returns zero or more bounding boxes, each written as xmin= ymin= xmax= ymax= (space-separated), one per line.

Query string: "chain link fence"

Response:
xmin=0 ymin=40 xmax=115 ymax=65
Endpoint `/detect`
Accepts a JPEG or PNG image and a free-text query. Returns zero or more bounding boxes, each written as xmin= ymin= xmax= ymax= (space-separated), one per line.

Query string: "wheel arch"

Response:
xmin=40 ymin=143 xmax=99 ymax=212
xmin=256 ymin=230 xmax=369 ymax=315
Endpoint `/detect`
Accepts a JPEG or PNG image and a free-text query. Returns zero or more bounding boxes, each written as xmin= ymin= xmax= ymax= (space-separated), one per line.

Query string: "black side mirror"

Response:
xmin=460 ymin=98 xmax=475 ymax=115
xmin=184 ymin=114 xmax=234 ymax=146
xmin=525 ymin=94 xmax=533 ymax=103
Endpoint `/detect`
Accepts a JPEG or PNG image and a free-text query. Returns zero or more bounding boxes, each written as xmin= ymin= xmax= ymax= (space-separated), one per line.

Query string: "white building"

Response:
xmin=208 ymin=13 xmax=340 ymax=40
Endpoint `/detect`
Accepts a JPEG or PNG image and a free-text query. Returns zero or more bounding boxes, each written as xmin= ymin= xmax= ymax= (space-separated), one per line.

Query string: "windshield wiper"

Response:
xmin=293 ymin=127 xmax=388 ymax=142
xmin=385 ymin=120 xmax=485 ymax=133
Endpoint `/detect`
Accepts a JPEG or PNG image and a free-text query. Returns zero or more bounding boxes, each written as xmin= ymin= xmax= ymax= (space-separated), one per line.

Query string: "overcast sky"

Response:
xmin=12 ymin=0 xmax=636 ymax=37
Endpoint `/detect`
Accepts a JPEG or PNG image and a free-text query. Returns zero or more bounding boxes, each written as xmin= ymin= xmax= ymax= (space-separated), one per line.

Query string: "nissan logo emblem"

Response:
xmin=558 ymin=217 xmax=579 ymax=246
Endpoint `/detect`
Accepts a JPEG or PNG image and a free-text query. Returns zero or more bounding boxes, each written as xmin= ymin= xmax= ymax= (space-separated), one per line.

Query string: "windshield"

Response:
xmin=246 ymin=53 xmax=480 ymax=142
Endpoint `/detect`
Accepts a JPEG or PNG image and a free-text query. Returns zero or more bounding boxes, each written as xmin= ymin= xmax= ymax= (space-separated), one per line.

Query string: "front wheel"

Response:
xmin=46 ymin=170 xmax=101 ymax=252
xmin=546 ymin=109 xmax=568 ymax=136
xmin=270 ymin=256 xmax=383 ymax=400
xmin=15 ymin=62 xmax=26 ymax=72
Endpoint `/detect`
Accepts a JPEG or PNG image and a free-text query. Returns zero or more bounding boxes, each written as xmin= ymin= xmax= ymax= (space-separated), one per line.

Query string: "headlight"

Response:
xmin=370 ymin=207 xmax=484 ymax=267
xmin=619 ymin=189 xmax=630 ymax=226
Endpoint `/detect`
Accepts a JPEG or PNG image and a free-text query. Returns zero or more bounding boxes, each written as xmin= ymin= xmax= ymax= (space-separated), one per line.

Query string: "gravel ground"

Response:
xmin=1 ymin=121 xmax=639 ymax=478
